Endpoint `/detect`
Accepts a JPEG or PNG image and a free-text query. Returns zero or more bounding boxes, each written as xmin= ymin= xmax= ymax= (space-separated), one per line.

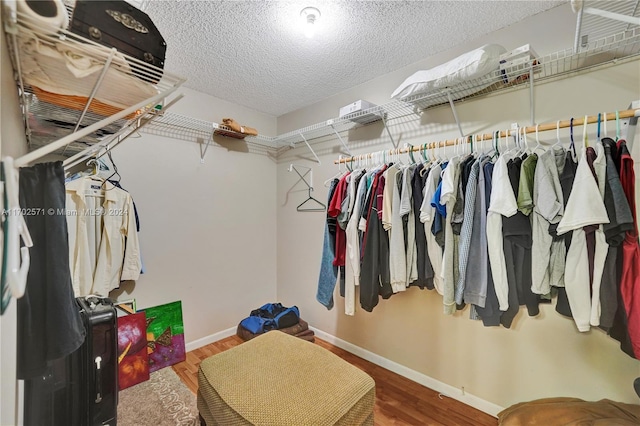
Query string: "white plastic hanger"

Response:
xmin=325 ymin=155 xmax=345 ymax=187
xmin=553 ymin=120 xmax=562 ymax=149
xmin=533 ymin=124 xmax=545 ymax=154
xmin=2 ymin=157 xmax=33 ymax=299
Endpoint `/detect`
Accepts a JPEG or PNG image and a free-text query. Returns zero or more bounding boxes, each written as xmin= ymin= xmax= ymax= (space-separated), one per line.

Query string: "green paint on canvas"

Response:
xmin=142 ymin=301 xmax=184 ymax=336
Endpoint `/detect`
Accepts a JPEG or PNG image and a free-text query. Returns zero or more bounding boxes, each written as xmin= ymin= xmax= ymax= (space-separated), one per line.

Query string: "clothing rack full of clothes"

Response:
xmin=319 ymin=105 xmax=640 ymax=362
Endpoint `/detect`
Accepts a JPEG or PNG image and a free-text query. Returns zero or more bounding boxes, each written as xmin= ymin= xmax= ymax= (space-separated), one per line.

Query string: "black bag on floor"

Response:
xmin=69 ymin=0 xmax=166 ymax=83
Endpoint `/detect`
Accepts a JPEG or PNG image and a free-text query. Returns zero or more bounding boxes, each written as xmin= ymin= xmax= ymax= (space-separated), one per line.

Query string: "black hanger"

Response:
xmin=296 ymin=187 xmax=326 ymax=212
xmin=569 ymin=117 xmax=577 ymax=158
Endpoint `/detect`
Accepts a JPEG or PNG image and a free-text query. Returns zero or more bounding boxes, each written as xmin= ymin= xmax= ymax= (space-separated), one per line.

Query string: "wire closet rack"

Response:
xmin=141 ymin=23 xmax=640 ymax=155
xmin=2 ymin=3 xmax=186 ymax=160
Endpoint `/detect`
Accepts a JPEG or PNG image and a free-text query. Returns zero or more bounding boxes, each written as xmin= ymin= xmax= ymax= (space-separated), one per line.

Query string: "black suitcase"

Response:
xmin=23 ymin=297 xmax=118 ymax=426
xmin=75 ymin=296 xmax=119 ymax=426
xmin=69 ymin=0 xmax=166 ymax=83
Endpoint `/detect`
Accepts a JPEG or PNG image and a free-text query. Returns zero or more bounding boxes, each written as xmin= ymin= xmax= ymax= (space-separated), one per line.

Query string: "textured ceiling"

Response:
xmin=146 ymin=1 xmax=564 ymax=117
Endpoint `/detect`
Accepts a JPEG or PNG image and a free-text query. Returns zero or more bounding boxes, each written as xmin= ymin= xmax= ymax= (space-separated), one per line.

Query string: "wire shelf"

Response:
xmin=142 ymin=112 xmax=278 ymax=150
xmin=401 ymin=26 xmax=640 ymax=111
xmin=271 ymin=26 xmax=640 ymax=148
xmin=2 ymin=5 xmax=185 ymax=157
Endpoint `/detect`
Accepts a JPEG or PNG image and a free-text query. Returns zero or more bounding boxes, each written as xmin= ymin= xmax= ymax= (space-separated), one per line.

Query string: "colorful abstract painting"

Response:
xmin=117 ymin=312 xmax=150 ymax=390
xmin=142 ymin=301 xmax=186 ymax=372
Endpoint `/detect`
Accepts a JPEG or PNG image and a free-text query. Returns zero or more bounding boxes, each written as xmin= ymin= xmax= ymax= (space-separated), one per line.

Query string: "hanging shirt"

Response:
xmin=557 ymin=148 xmax=610 ymax=332
xmin=456 ymin=159 xmax=480 ymax=305
xmin=344 ymin=170 xmax=367 ymax=315
xmin=328 ymin=173 xmax=350 ymax=267
xmin=382 ymin=165 xmax=399 ymax=231
xmin=599 ymin=138 xmax=634 ymax=329
xmin=440 ymin=157 xmax=462 ymax=315
xmin=487 ymin=155 xmax=518 ymax=312
xmin=516 ymin=154 xmax=538 ymax=216
xmin=360 ymin=168 xmax=390 ymax=311
xmin=474 ymin=160 xmax=504 ymax=326
xmin=399 ymin=165 xmax=419 ymax=287
xmin=501 ymin=157 xmax=539 ymax=326
xmin=421 ymin=163 xmax=444 ymax=294
xmin=387 ymin=166 xmax=407 ymax=293
xmin=412 ymin=165 xmax=434 ymax=289
xmin=531 ymin=148 xmax=565 ymax=295
xmin=66 ymin=176 xmax=141 ymax=296
xmin=615 ymin=140 xmax=640 ymax=358
xmin=554 ymin=151 xmax=578 ymax=317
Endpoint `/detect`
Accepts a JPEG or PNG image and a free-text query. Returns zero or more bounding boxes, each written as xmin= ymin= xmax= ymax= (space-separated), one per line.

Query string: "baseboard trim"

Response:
xmin=310 ymin=327 xmax=504 ymax=418
xmin=185 ymin=326 xmax=237 ymax=352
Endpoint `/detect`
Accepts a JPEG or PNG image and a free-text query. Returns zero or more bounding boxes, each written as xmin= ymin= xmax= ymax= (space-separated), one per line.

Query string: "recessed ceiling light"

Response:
xmin=300 ymin=7 xmax=321 ymax=39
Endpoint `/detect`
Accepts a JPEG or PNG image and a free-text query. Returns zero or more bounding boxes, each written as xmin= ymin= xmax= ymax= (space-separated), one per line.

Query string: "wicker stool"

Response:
xmin=197 ymin=331 xmax=375 ymax=425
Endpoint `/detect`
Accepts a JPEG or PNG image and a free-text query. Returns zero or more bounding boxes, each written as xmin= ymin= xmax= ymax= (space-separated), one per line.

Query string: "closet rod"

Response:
xmin=334 ymin=108 xmax=639 ymax=164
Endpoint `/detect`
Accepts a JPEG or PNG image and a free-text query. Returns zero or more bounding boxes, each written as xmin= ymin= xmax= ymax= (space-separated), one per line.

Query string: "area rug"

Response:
xmin=118 ymin=367 xmax=199 ymax=426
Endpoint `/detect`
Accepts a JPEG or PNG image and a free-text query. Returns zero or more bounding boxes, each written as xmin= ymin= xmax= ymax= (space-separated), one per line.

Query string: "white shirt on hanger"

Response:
xmin=557 ymin=147 xmax=610 ymax=332
xmin=487 ymin=155 xmax=518 ymax=312
xmin=420 ymin=163 xmax=444 ymax=295
xmin=66 ymin=176 xmax=141 ymax=297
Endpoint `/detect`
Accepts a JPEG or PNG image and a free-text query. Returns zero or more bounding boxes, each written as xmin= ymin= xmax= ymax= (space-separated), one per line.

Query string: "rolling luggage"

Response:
xmin=75 ymin=296 xmax=119 ymax=426
xmin=23 ymin=296 xmax=118 ymax=426
xmin=69 ymin=0 xmax=166 ymax=83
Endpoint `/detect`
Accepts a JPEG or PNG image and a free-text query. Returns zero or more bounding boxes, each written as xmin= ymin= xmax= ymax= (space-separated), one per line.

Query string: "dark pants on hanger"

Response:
xmin=501 ymin=236 xmax=539 ymax=328
xmin=17 ymin=162 xmax=85 ymax=425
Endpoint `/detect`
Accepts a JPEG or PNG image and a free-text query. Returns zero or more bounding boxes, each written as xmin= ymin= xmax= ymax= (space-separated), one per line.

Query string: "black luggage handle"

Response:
xmin=95 ymin=356 xmax=103 ymax=403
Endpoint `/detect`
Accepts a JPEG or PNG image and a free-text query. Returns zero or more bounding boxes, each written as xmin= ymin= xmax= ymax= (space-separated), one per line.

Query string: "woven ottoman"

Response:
xmin=197 ymin=331 xmax=375 ymax=426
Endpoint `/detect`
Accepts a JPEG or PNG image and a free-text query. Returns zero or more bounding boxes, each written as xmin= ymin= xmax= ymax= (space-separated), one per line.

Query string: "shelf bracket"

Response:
xmin=8 ymin=31 xmax=32 ymax=142
xmin=63 ymin=94 xmax=183 ymax=170
xmin=200 ymin=125 xmax=214 ymax=163
xmin=61 ymin=48 xmax=118 ymax=157
xmin=328 ymin=121 xmax=352 ymax=156
xmin=380 ymin=114 xmax=397 ymax=148
xmin=573 ymin=1 xmax=585 ymax=53
xmin=299 ymin=132 xmax=321 ymax=165
xmin=529 ymin=65 xmax=535 ymax=126
xmin=446 ymin=90 xmax=465 ymax=137
xmin=288 ymin=164 xmax=313 ymax=190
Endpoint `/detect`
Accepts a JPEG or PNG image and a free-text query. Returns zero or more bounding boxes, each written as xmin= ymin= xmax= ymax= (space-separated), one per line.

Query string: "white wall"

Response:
xmin=109 ymin=86 xmax=279 ymax=345
xmin=1 ymin=13 xmax=28 ymax=425
xmin=275 ymin=3 xmax=640 ymax=412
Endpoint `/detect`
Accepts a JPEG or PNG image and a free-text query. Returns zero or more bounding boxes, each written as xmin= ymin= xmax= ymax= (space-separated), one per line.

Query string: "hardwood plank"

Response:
xmin=171 ymin=334 xmax=498 ymax=426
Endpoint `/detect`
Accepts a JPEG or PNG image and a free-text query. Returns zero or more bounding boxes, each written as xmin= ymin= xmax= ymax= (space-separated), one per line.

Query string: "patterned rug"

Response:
xmin=118 ymin=367 xmax=199 ymax=426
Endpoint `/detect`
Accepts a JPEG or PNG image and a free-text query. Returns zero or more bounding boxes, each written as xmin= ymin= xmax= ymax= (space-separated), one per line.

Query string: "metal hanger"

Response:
xmin=297 ymin=188 xmax=327 ymax=212
xmin=569 ymin=117 xmax=577 ymax=157
xmin=289 ymin=164 xmax=326 ymax=212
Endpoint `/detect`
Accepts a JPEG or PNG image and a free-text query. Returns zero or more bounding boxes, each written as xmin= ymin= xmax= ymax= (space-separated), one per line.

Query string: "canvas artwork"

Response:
xmin=143 ymin=301 xmax=186 ymax=372
xmin=117 ymin=311 xmax=150 ymax=390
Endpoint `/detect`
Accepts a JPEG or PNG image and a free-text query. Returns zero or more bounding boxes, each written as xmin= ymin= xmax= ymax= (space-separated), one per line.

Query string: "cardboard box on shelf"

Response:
xmin=339 ymin=100 xmax=377 ymax=118
xmin=499 ymin=43 xmax=539 ymax=62
xmin=339 ymin=100 xmax=382 ymax=124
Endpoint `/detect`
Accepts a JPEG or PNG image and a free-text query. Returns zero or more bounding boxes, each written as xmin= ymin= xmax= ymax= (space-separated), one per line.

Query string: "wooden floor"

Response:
xmin=172 ymin=335 xmax=498 ymax=426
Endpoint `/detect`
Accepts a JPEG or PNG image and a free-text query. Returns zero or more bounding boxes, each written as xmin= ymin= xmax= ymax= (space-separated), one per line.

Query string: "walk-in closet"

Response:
xmin=1 ymin=1 xmax=640 ymax=425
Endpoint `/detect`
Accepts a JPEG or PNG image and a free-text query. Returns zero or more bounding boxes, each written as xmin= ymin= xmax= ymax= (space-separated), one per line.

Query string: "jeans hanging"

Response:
xmin=17 ymin=161 xmax=85 ymax=379
xmin=316 ymin=179 xmax=339 ymax=309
